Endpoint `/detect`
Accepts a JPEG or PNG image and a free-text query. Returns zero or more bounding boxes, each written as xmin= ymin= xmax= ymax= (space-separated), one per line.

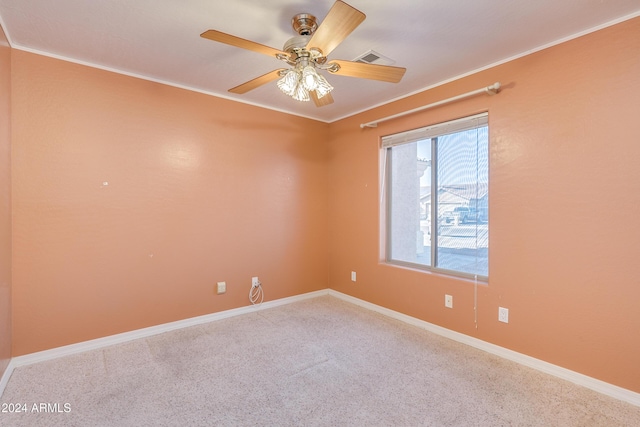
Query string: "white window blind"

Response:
xmin=381 ymin=113 xmax=488 ymax=148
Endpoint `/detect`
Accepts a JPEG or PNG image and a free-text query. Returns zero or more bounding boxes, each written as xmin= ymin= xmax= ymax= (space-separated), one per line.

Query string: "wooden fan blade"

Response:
xmin=201 ymin=30 xmax=287 ymax=58
xmin=306 ymin=1 xmax=365 ymax=57
xmin=311 ymin=91 xmax=334 ymax=107
xmin=328 ymin=60 xmax=406 ymax=83
xmin=229 ymin=69 xmax=286 ymax=94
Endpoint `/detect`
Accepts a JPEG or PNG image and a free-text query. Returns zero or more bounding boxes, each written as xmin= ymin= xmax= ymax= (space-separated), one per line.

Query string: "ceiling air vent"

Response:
xmin=353 ymin=50 xmax=396 ymax=66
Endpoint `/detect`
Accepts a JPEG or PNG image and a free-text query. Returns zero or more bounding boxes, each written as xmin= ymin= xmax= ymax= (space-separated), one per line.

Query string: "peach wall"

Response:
xmin=7 ymin=12 xmax=640 ymax=396
xmin=0 ymin=25 xmax=11 ymax=378
xmin=11 ymin=51 xmax=329 ymax=355
xmin=328 ymin=17 xmax=640 ymax=392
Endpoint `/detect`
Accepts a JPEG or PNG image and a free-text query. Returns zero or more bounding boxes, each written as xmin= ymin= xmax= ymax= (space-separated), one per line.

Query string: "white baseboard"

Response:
xmin=3 ymin=287 xmax=639 ymax=408
xmin=328 ymin=289 xmax=640 ymax=408
xmin=9 ymin=289 xmax=329 ymax=370
xmin=0 ymin=358 xmax=15 ymax=398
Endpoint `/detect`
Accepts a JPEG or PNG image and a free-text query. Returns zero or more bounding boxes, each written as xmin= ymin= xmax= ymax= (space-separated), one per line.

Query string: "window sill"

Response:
xmin=382 ymin=260 xmax=488 ymax=285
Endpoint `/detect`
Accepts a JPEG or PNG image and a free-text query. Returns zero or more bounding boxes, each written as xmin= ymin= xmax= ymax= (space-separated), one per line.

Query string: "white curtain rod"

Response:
xmin=360 ymin=82 xmax=501 ymax=129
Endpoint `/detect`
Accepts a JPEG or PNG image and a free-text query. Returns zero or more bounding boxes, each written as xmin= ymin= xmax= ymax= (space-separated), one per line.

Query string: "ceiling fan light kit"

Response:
xmin=277 ymin=62 xmax=334 ymax=102
xmin=200 ymin=1 xmax=406 ymax=107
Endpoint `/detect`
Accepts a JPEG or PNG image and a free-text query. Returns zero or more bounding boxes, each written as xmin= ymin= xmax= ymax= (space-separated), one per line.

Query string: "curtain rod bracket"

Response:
xmin=485 ymin=82 xmax=501 ymax=95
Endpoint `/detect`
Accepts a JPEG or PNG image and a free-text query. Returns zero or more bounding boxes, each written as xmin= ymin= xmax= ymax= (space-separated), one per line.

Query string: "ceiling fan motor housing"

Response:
xmin=284 ymin=13 xmax=326 ymax=63
xmin=282 ymin=35 xmax=327 ymax=65
xmin=282 ymin=35 xmax=311 ymax=54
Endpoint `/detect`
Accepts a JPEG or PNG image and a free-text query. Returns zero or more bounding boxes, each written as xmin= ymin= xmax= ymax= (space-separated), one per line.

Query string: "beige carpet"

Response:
xmin=1 ymin=296 xmax=639 ymax=426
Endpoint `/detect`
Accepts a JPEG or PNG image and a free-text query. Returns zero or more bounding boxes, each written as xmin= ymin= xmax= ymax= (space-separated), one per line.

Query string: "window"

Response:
xmin=382 ymin=113 xmax=488 ymax=279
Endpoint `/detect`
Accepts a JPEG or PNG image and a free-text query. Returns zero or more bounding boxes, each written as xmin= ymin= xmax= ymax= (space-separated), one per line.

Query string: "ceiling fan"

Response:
xmin=200 ymin=0 xmax=406 ymax=107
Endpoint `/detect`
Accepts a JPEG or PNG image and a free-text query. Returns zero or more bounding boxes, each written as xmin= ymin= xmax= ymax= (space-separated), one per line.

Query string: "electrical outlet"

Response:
xmin=252 ymin=277 xmax=260 ymax=287
xmin=217 ymin=282 xmax=226 ymax=294
xmin=445 ymin=294 xmax=453 ymax=308
xmin=498 ymin=307 xmax=509 ymax=323
xmin=351 ymin=271 xmax=356 ymax=282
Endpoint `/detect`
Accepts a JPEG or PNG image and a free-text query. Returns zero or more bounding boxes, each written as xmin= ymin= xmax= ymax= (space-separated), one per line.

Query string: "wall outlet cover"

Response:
xmin=498 ymin=307 xmax=509 ymax=323
xmin=217 ymin=281 xmax=226 ymax=294
xmin=445 ymin=294 xmax=453 ymax=308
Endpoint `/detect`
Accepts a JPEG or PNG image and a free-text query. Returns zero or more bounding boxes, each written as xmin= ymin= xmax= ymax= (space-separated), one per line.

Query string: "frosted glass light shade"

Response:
xmin=277 ymin=69 xmax=299 ymax=97
xmin=314 ymin=74 xmax=333 ymax=99
xmin=292 ymin=82 xmax=310 ymax=102
xmin=302 ymin=66 xmax=318 ymax=91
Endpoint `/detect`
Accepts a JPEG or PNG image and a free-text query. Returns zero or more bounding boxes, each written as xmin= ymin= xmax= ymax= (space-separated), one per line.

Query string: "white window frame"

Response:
xmin=381 ymin=113 xmax=489 ymax=280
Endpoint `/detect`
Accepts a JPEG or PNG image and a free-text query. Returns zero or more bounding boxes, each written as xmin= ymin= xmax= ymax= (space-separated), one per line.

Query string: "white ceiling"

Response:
xmin=1 ymin=0 xmax=639 ymax=122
